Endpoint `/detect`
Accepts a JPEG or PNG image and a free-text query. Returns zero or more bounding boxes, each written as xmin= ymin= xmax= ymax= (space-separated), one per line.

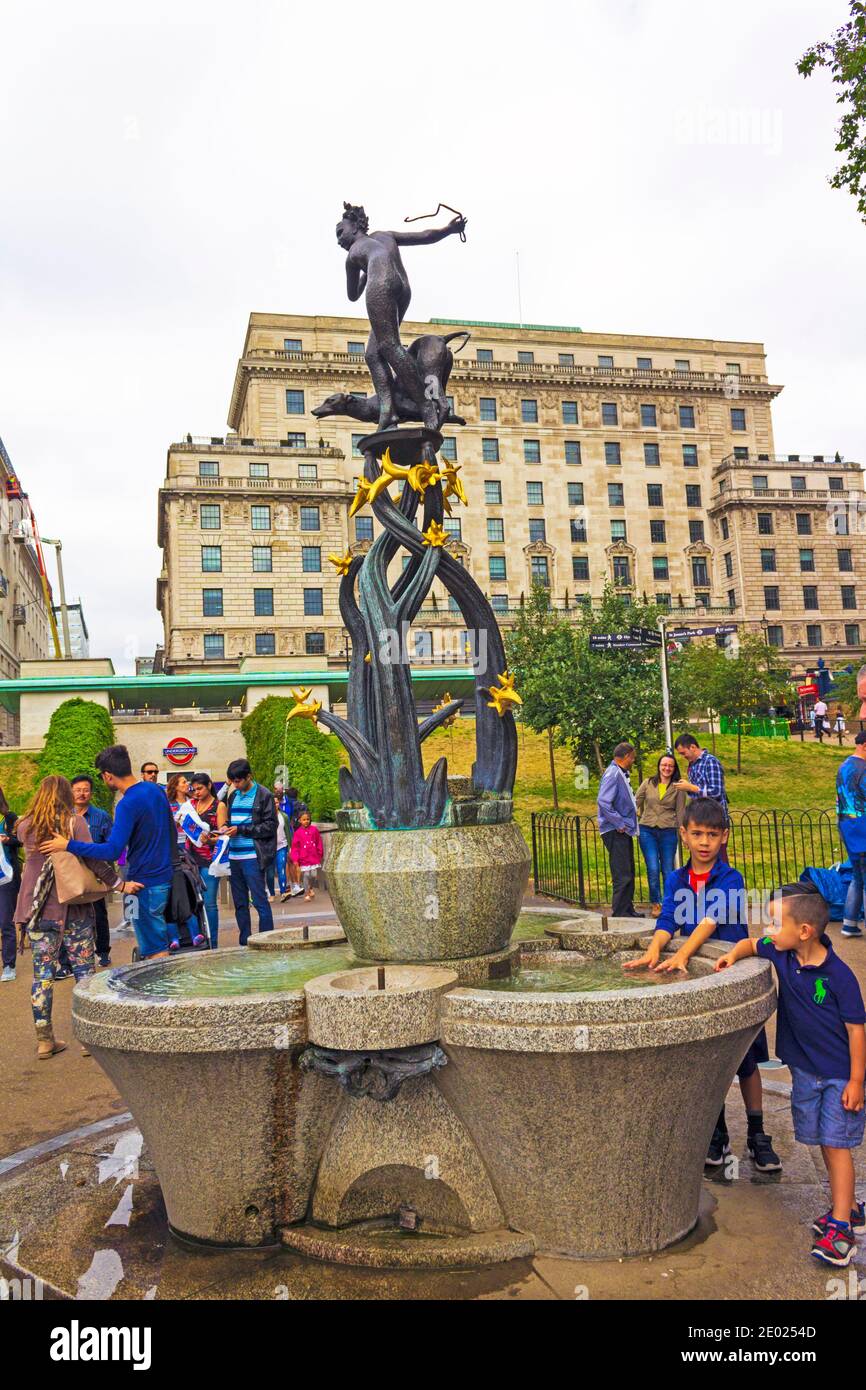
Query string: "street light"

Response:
xmin=40 ymin=538 xmax=72 ymax=659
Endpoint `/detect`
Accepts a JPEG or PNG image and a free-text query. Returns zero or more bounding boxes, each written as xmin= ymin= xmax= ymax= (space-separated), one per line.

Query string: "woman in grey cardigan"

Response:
xmin=635 ymin=753 xmax=688 ymax=917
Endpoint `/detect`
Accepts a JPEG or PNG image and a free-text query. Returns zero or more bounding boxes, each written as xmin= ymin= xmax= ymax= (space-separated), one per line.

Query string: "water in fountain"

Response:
xmin=484 ymin=958 xmax=674 ymax=993
xmin=121 ymin=946 xmax=357 ymax=998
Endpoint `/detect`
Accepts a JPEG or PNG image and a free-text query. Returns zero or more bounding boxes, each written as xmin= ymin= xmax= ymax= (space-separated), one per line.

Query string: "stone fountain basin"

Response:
xmin=305 ymin=965 xmax=458 ymax=1051
xmin=437 ymin=940 xmax=776 ymax=1259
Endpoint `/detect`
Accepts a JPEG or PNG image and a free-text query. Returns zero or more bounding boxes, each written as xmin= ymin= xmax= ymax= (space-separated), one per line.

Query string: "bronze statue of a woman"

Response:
xmin=336 ymin=202 xmax=467 ymax=430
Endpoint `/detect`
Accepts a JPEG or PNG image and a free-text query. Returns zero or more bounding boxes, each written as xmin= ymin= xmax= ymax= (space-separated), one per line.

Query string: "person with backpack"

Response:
xmin=837 ymin=731 xmax=866 ymax=941
xmin=224 ymin=758 xmax=277 ymax=944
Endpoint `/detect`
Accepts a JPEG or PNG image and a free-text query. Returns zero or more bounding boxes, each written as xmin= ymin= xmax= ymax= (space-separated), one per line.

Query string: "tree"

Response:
xmin=713 ymin=634 xmax=788 ymax=773
xmin=240 ymin=696 xmax=342 ymax=820
xmin=669 ymin=641 xmax=727 ymax=752
xmin=37 ymin=698 xmax=116 ymax=811
xmin=798 ymin=3 xmax=866 ymax=224
xmin=505 ymin=585 xmax=577 ymax=808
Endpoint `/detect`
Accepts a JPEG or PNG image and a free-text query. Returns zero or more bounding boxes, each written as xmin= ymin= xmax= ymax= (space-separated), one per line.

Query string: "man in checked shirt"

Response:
xmin=673 ymin=733 xmax=730 ymax=862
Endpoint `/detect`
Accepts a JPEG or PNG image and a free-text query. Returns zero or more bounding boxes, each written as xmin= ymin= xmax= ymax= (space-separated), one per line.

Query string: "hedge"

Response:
xmin=38 ymin=698 xmax=116 ymax=811
xmin=240 ymin=697 xmax=342 ymax=820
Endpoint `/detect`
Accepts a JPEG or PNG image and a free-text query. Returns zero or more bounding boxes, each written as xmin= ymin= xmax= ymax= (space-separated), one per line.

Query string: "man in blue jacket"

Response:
xmin=597 ymin=741 xmax=641 ymax=918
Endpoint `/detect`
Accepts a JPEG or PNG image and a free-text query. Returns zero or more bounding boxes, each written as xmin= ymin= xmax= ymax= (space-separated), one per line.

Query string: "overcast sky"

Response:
xmin=1 ymin=0 xmax=862 ymax=671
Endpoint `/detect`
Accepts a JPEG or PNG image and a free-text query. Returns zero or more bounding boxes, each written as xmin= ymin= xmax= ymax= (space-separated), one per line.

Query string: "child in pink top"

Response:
xmin=290 ymin=812 xmax=324 ymax=901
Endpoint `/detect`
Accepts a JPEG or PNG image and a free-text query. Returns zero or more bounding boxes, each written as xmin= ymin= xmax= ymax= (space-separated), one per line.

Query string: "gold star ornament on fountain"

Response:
xmin=328 ymin=550 xmax=353 ymax=576
xmin=287 ymin=686 xmax=322 ymax=723
xmin=485 ymin=671 xmax=522 ymax=717
xmin=422 ymin=519 xmax=448 ymax=548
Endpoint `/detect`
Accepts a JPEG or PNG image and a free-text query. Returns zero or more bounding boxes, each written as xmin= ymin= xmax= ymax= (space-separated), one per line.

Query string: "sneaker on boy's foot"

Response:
xmin=811 ymin=1223 xmax=857 ymax=1267
xmin=290 ymin=884 xmax=303 ymax=897
xmin=812 ymin=1202 xmax=866 ymax=1237
xmin=705 ymin=1126 xmax=731 ymax=1166
xmin=1 ymin=965 xmax=15 ymax=982
xmin=841 ymin=924 xmax=863 ymax=938
xmin=54 ymin=966 xmax=73 ymax=980
xmin=98 ymin=953 xmax=111 ymax=968
xmin=192 ymin=934 xmax=206 ymax=947
xmin=747 ymin=1131 xmax=782 ymax=1172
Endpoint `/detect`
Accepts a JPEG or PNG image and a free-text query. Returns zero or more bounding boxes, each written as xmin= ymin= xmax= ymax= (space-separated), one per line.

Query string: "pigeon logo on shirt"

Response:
xmin=813 ymin=977 xmax=828 ymax=1006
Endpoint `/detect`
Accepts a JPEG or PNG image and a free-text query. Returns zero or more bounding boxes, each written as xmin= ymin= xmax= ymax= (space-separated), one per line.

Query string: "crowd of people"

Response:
xmin=0 ymin=744 xmax=324 ymax=1060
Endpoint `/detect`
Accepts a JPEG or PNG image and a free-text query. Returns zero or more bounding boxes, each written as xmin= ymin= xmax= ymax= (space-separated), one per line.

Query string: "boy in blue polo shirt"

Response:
xmin=624 ymin=796 xmax=780 ymax=1173
xmin=716 ymin=881 xmax=866 ymax=1268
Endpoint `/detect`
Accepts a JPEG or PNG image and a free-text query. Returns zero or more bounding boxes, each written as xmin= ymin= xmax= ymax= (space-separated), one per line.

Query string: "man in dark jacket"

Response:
xmin=225 ymin=758 xmax=277 ymax=943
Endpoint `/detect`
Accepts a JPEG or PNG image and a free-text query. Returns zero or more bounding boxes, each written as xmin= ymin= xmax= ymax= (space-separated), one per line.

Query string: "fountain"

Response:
xmin=71 ymin=203 xmax=776 ymax=1268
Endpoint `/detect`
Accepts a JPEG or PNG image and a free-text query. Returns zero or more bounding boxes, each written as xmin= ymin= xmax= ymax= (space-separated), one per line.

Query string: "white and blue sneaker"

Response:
xmin=841 ymin=923 xmax=864 ymax=939
xmin=1 ymin=965 xmax=15 ymax=982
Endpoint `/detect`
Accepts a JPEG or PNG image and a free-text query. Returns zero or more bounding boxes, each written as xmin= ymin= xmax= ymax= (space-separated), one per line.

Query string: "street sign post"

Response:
xmin=667 ymin=623 xmax=738 ymax=641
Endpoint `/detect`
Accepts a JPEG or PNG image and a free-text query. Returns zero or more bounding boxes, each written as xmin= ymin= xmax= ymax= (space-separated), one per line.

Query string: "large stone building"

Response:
xmin=0 ymin=437 xmax=55 ymax=741
xmin=157 ymin=314 xmax=863 ymax=677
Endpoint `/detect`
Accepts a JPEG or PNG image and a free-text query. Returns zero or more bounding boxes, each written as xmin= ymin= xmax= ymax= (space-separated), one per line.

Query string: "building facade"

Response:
xmin=0 ymin=437 xmax=54 ymax=742
xmin=157 ymin=314 xmax=864 ymax=677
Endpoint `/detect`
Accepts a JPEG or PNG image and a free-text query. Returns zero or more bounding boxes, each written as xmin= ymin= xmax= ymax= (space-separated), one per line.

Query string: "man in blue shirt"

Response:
xmin=225 ymin=757 xmax=277 ymax=944
xmin=836 ymin=730 xmax=866 ymax=939
xmin=597 ymin=742 xmax=640 ymax=919
xmin=71 ymin=774 xmax=113 ymax=967
xmin=40 ymin=745 xmax=176 ymax=961
xmin=716 ymin=881 xmax=866 ymax=1268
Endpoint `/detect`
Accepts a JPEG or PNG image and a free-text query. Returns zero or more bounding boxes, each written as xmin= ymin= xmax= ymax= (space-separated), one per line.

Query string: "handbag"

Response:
xmin=51 ymin=818 xmax=112 ymax=905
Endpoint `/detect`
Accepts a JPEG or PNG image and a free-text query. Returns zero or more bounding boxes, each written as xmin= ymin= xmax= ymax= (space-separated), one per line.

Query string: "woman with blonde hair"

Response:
xmin=15 ymin=775 xmax=121 ymax=1059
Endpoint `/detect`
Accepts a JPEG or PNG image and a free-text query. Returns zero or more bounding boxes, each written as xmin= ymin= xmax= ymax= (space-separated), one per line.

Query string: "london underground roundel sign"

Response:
xmin=163 ymin=737 xmax=198 ymax=766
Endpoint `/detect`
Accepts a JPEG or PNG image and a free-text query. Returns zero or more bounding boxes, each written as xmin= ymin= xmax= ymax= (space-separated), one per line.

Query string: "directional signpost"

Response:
xmin=667 ymin=623 xmax=737 ymax=642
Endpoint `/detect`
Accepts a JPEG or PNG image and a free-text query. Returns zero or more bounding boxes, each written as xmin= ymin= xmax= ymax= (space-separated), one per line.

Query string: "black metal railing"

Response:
xmin=531 ymin=809 xmax=844 ymax=906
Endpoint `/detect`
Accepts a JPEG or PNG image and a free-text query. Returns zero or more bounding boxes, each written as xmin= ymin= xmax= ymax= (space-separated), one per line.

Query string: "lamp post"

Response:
xmin=40 ymin=539 xmax=72 ymax=659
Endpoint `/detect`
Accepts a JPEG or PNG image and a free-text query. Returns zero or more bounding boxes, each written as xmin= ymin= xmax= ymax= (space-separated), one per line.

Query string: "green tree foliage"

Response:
xmin=828 ymin=666 xmax=861 ymax=718
xmin=669 ymin=641 xmax=728 ymax=751
xmin=37 ymin=698 xmax=116 ymax=811
xmin=505 ymin=585 xmax=577 ymax=808
xmin=713 ymin=634 xmax=788 ymax=773
xmin=798 ymin=3 xmax=866 ymax=223
xmin=240 ymin=696 xmax=342 ymax=820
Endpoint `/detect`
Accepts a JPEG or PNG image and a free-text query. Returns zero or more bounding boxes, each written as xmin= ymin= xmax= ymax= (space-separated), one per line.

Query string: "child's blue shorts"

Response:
xmin=790 ymin=1068 xmax=866 ymax=1149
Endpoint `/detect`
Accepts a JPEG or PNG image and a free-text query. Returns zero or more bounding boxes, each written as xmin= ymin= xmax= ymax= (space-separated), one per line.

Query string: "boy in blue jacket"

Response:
xmin=624 ymin=796 xmax=781 ymax=1172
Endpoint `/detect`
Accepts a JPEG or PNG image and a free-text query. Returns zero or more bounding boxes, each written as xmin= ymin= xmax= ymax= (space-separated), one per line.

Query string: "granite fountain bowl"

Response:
xmin=326 ymin=820 xmax=531 ymax=962
xmin=304 ymin=965 xmax=458 ymax=1051
xmin=437 ymin=939 xmax=777 ymax=1259
xmin=71 ymin=945 xmax=355 ymax=1248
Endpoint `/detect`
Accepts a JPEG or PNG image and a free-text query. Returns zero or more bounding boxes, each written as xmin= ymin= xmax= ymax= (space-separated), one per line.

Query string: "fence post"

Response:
xmin=771 ymin=809 xmax=783 ymax=884
xmin=531 ymin=812 xmax=539 ymax=895
xmin=576 ymin=815 xmax=586 ymax=908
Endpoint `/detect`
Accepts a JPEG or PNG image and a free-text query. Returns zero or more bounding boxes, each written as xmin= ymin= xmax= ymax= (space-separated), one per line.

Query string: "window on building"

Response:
xmin=830 ymin=476 xmax=844 ymax=492
xmin=255 ymin=632 xmax=276 ymax=656
xmin=253 ymin=587 xmax=274 ymax=616
xmin=200 ymin=504 xmax=221 ymax=530
xmin=644 ymin=442 xmax=660 ymax=467
xmin=650 ymin=519 xmax=666 ymax=544
xmin=440 ymin=438 xmax=457 ymax=461
xmin=571 ymin=518 xmax=587 ymax=543
xmin=347 ymin=341 xmax=365 ymax=355
xmin=476 ymin=348 xmax=493 ymax=363
xmin=803 ymin=586 xmax=819 ymax=610
xmin=286 ymin=389 xmax=305 ymax=414
xmin=613 ymin=556 xmax=631 ymax=586
xmin=562 ymin=400 xmax=578 ymax=424
xmin=530 ymin=556 xmax=549 ymax=586
xmin=528 ymin=518 xmax=546 ymax=544
xmin=834 ymin=511 xmax=850 ymax=536
xmin=298 ymin=463 xmax=318 ymax=481
xmin=846 ymin=624 xmax=861 ymax=646
xmin=202 ymin=588 xmax=223 ymax=617
xmin=721 ymin=517 xmax=730 ymax=540
xmin=652 ymin=556 xmax=669 ymax=581
xmin=754 ymin=475 xmax=769 ymax=492
xmin=300 ymin=506 xmax=320 ymax=531
xmin=521 ymin=399 xmax=538 ymax=423
xmin=608 ymin=483 xmax=624 ymax=507
xmin=838 ymin=549 xmax=853 ymax=572
xmin=757 ymin=513 xmax=773 ymax=535
xmin=443 ymin=517 xmax=462 ymax=540
xmin=518 ymin=350 xmax=535 ymax=365
xmin=799 ymin=549 xmax=815 ymax=572
xmin=355 ymin=516 xmax=373 ymax=542
xmin=198 ymin=460 xmax=219 ymax=478
xmin=491 ymin=593 xmax=509 ymax=612
xmin=731 ymin=407 xmax=746 ymax=431
xmin=689 ymin=519 xmax=705 ymax=543
xmin=479 ymin=396 xmax=497 ymax=421
xmin=598 ymin=354 xmax=614 ymax=369
xmin=807 ymin=625 xmax=823 ymax=647
xmin=565 ymin=441 xmax=581 ymax=466
xmin=767 ymin=625 xmax=783 ymax=647
xmin=656 ymin=591 xmax=672 ymax=608
xmin=691 ymin=557 xmax=709 ymax=587
xmin=568 ymin=482 xmax=585 ymax=507
xmin=559 ymin=353 xmax=574 ymax=368
xmin=484 ymin=480 xmax=502 ymax=505
xmin=842 ymin=585 xmax=857 ymax=610
xmin=284 ymin=432 xmax=308 ymax=452
xmin=524 ymin=439 xmax=541 ymax=464
xmin=251 ymin=505 xmax=271 ymax=531
xmin=640 ymin=403 xmax=657 ymax=427
xmin=526 ymin=481 xmax=544 ymax=505
xmin=796 ymin=513 xmax=812 ymax=536
xmin=477 ymin=438 xmax=499 ymax=465
xmin=303 ymin=588 xmax=323 ymax=616
xmin=203 ymin=633 xmax=225 ymax=660
xmin=251 ymin=546 xmax=273 ymax=572
xmin=790 ymin=476 xmax=807 ymax=494
xmin=284 ymin=338 xmax=302 ymax=352
xmin=733 ymin=446 xmax=749 ymax=460
xmin=602 ymin=402 xmax=618 ymax=426
xmin=605 ymin=442 xmax=621 ymax=466
xmin=572 ymin=556 xmax=589 ymax=581
xmin=760 ymin=549 xmax=776 ymax=572
xmin=764 ymin=586 xmax=780 ymax=610
xmin=682 ymin=444 xmax=698 ymax=467
xmin=201 ymin=545 xmax=222 ymax=572
xmin=249 ymin=462 xmax=269 ymax=479
xmin=301 ymin=546 xmax=321 ymax=573
xmin=675 ymin=359 xmax=690 ymax=372
xmin=637 ymin=356 xmax=653 ymax=371
xmin=685 ymin=484 xmax=702 ymax=507
xmin=351 ymin=434 xmax=365 ymax=458
xmin=679 ymin=405 xmax=695 ymax=429
xmin=305 ymin=631 xmax=325 ymax=656
xmin=487 ymin=518 xmax=505 ymax=543
xmin=647 ymin=483 xmax=663 ymax=507
xmin=724 ymin=553 xmax=733 ymax=578
xmin=489 ymin=556 xmax=507 ymax=581
xmin=726 ymin=589 xmax=736 ymax=610
xmin=611 ymin=520 xmax=627 ymax=542
xmin=726 ymin=362 xmax=741 ymax=376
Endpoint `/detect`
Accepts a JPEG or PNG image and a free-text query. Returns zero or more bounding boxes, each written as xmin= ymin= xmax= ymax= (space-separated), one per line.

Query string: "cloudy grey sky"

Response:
xmin=1 ymin=0 xmax=862 ymax=670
